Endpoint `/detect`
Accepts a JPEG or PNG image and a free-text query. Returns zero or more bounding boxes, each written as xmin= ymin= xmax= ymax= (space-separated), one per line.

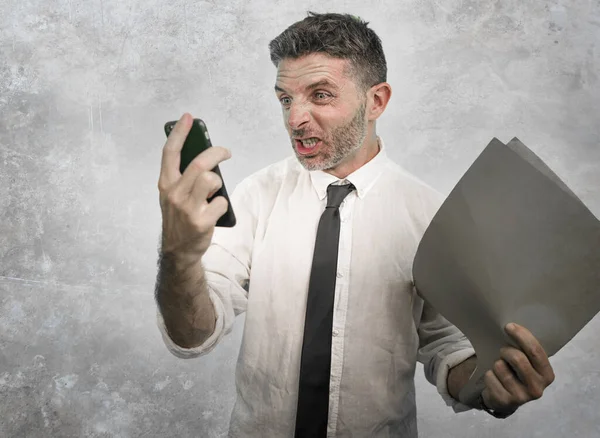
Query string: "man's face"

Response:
xmin=274 ymin=53 xmax=368 ymax=172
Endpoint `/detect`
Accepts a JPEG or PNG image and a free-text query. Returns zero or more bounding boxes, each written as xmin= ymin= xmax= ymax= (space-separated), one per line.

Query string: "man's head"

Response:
xmin=269 ymin=12 xmax=392 ymax=176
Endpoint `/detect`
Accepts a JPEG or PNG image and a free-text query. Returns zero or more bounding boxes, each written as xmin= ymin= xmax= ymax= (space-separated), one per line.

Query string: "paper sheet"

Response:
xmin=412 ymin=137 xmax=600 ymax=406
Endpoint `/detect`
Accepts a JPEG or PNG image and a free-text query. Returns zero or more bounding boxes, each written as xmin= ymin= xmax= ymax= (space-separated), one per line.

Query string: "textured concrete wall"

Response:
xmin=1 ymin=0 xmax=599 ymax=437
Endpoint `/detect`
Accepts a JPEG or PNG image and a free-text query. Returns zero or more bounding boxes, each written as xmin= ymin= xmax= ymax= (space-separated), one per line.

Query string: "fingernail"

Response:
xmin=507 ymin=323 xmax=516 ymax=331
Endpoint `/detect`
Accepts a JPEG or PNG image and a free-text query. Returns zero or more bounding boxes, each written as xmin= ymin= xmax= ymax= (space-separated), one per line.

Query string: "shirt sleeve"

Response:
xmin=415 ymin=292 xmax=476 ymax=413
xmin=411 ymin=183 xmax=477 ymax=412
xmin=157 ymin=177 xmax=257 ymax=359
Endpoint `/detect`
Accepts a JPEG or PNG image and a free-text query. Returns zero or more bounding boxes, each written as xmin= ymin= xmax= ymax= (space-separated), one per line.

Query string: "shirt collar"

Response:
xmin=308 ymin=136 xmax=389 ymax=200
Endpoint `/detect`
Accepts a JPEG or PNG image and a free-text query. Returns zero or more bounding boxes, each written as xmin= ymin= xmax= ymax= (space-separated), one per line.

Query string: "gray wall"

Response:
xmin=1 ymin=0 xmax=599 ymax=437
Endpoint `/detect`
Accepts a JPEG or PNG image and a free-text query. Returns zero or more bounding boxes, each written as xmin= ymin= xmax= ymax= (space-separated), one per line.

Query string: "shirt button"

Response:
xmin=332 ymin=330 xmax=339 ymax=337
xmin=336 ymin=271 xmax=343 ymax=278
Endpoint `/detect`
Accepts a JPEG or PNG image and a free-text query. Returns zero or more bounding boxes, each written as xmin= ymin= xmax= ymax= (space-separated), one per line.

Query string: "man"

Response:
xmin=155 ymin=12 xmax=555 ymax=437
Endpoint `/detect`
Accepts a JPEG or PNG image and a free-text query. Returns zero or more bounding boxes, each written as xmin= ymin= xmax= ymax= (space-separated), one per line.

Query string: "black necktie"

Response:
xmin=295 ymin=182 xmax=356 ymax=438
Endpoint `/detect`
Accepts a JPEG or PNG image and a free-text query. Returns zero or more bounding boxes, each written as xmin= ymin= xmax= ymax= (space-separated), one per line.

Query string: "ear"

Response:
xmin=367 ymin=83 xmax=392 ymax=121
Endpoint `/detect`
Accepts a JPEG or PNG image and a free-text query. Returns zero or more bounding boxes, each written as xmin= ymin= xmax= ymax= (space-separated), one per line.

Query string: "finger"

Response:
xmin=500 ymin=346 xmax=545 ymax=400
xmin=159 ymin=113 xmax=193 ymax=190
xmin=505 ymin=323 xmax=555 ymax=384
xmin=483 ymin=368 xmax=514 ymax=410
xmin=188 ymin=170 xmax=224 ymax=208
xmin=493 ymin=359 xmax=531 ymax=405
xmin=201 ymin=195 xmax=229 ymax=225
xmin=177 ymin=147 xmax=232 ymax=200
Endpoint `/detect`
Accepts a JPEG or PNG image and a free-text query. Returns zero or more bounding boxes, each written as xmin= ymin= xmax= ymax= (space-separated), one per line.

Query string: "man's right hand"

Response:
xmin=157 ymin=113 xmax=232 ymax=262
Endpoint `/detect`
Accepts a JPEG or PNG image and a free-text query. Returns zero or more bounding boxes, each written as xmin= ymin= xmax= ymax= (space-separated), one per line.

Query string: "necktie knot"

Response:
xmin=326 ymin=183 xmax=355 ymax=209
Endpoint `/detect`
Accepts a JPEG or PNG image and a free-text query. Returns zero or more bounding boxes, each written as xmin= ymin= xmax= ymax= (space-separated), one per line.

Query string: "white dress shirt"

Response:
xmin=157 ymin=136 xmax=476 ymax=437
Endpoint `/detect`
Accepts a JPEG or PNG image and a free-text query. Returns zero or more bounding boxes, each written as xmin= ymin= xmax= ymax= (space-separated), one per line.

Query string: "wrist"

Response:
xmin=160 ymin=248 xmax=205 ymax=276
xmin=447 ymin=355 xmax=477 ymax=400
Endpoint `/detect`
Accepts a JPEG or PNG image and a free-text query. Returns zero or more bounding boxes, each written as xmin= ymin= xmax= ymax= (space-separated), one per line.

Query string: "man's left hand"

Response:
xmin=482 ymin=322 xmax=556 ymax=415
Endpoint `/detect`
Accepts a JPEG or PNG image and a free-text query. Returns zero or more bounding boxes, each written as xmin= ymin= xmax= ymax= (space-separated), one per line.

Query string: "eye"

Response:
xmin=314 ymin=91 xmax=332 ymax=103
xmin=280 ymin=96 xmax=291 ymax=106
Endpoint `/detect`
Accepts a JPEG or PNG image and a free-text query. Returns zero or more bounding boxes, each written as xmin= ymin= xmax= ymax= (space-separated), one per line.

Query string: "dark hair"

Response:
xmin=268 ymin=12 xmax=387 ymax=95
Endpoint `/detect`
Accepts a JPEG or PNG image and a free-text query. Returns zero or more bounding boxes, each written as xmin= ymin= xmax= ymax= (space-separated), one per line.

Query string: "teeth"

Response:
xmin=301 ymin=138 xmax=319 ymax=147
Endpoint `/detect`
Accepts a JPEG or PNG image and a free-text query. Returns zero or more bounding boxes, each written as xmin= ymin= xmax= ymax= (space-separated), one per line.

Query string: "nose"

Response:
xmin=286 ymin=101 xmax=310 ymax=130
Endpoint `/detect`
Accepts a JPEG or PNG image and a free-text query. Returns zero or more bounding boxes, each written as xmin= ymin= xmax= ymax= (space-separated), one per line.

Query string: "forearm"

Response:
xmin=447 ymin=354 xmax=478 ymax=406
xmin=155 ymin=251 xmax=216 ymax=349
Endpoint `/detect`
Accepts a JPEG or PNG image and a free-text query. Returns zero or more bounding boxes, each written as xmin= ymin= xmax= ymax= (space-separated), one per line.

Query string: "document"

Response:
xmin=412 ymin=137 xmax=600 ymax=406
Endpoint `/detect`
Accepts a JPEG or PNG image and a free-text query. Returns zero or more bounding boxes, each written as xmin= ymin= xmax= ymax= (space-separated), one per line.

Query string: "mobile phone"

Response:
xmin=164 ymin=118 xmax=236 ymax=228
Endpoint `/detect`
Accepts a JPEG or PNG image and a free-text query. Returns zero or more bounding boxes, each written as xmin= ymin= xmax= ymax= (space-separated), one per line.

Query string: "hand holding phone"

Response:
xmin=158 ymin=114 xmax=236 ymax=260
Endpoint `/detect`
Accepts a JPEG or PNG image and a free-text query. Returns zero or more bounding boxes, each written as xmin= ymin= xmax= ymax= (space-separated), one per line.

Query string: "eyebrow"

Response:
xmin=274 ymin=79 xmax=338 ymax=94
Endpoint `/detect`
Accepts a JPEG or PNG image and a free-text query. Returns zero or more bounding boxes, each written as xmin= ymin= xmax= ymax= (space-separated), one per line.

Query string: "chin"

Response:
xmin=297 ymin=156 xmax=323 ymax=171
xmin=298 ymin=156 xmax=341 ymax=172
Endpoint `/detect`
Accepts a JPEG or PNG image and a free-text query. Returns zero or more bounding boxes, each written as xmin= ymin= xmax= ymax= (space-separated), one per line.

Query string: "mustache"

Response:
xmin=291 ymin=132 xmax=323 ymax=139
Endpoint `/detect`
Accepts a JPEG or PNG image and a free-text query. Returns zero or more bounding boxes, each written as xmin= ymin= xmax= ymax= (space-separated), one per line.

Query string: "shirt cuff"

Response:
xmin=156 ymin=286 xmax=226 ymax=359
xmin=435 ymin=347 xmax=477 ymax=413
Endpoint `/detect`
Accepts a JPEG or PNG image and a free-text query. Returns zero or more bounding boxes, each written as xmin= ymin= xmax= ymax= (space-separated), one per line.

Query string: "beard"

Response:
xmin=291 ymin=99 xmax=368 ymax=172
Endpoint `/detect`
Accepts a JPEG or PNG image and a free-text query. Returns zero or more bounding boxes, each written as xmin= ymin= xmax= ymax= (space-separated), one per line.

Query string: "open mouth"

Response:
xmin=295 ymin=137 xmax=322 ymax=155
